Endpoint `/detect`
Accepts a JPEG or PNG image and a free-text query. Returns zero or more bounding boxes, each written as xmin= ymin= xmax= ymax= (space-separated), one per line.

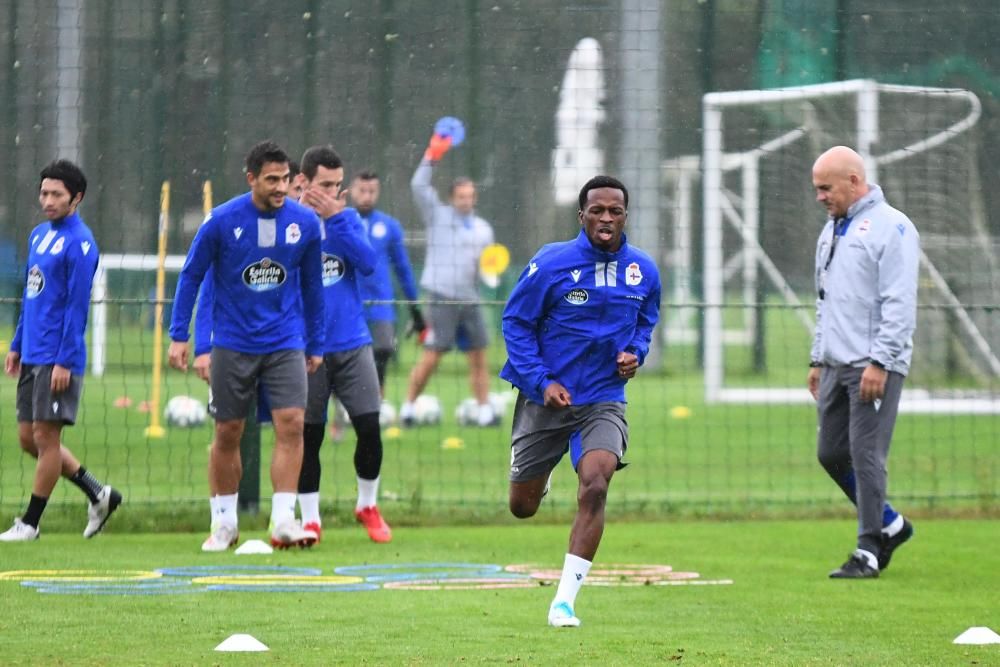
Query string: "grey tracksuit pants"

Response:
xmin=816 ymin=366 xmax=904 ymax=555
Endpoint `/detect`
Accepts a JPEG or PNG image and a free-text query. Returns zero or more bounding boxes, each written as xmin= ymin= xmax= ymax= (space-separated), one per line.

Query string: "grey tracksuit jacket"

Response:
xmin=810 ymin=185 xmax=920 ymax=376
xmin=411 ymin=160 xmax=494 ymax=301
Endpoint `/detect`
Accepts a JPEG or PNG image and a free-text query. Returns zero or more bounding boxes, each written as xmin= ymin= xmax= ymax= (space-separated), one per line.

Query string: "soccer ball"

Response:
xmin=379 ymin=400 xmax=397 ymax=427
xmin=413 ymin=395 xmax=442 ymax=425
xmin=454 ymin=398 xmax=480 ymax=426
xmin=164 ymin=395 xmax=208 ymax=428
xmin=488 ymin=391 xmax=516 ymax=418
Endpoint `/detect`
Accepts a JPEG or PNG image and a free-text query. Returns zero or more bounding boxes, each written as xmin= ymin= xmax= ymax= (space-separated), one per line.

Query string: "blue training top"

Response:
xmin=357 ymin=209 xmax=419 ymax=323
xmin=500 ymin=230 xmax=661 ymax=406
xmin=319 ymin=207 xmax=377 ymax=353
xmin=11 ymin=212 xmax=99 ymax=376
xmin=169 ymin=192 xmax=325 ymax=356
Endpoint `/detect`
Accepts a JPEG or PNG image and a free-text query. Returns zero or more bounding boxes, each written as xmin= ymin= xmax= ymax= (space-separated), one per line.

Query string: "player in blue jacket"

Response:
xmin=500 ymin=176 xmax=661 ymax=627
xmin=295 ymin=146 xmax=392 ymax=543
xmin=350 ymin=170 xmax=424 ymax=393
xmin=2 ymin=160 xmax=122 ymax=542
xmin=168 ymin=140 xmax=325 ymax=552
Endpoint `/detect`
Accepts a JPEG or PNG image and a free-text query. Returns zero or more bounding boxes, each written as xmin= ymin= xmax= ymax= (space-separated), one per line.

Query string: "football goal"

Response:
xmin=672 ymin=78 xmax=998 ymax=413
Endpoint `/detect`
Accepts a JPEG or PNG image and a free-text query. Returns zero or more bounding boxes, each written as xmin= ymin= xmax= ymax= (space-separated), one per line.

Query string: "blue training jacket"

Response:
xmin=500 ymin=230 xmax=661 ymax=406
xmin=318 ymin=207 xmax=377 ymax=353
xmin=193 ymin=271 xmax=216 ymax=356
xmin=169 ymin=192 xmax=325 ymax=356
xmin=11 ymin=212 xmax=99 ymax=376
xmin=357 ymin=209 xmax=419 ymax=323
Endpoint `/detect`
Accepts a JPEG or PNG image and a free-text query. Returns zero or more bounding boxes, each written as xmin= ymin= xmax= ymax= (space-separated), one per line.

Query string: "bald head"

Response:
xmin=812 ymin=146 xmax=870 ymax=219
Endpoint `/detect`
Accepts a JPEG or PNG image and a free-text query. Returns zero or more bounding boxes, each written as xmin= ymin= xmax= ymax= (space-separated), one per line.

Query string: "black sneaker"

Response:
xmin=829 ymin=552 xmax=879 ymax=579
xmin=84 ymin=486 xmax=123 ymax=538
xmin=878 ymin=519 xmax=914 ymax=571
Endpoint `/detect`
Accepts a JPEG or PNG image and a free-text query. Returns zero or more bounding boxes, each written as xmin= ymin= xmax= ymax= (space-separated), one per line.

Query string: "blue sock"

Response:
xmin=836 ymin=470 xmax=898 ymax=529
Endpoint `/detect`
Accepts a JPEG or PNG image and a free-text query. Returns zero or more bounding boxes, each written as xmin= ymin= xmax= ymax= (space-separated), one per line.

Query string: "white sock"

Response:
xmin=400 ymin=401 xmax=415 ymax=418
xmin=855 ymin=548 xmax=878 ymax=570
xmin=477 ymin=402 xmax=495 ymax=426
xmin=270 ymin=492 xmax=297 ymax=527
xmin=298 ymin=492 xmax=321 ymax=525
xmin=357 ymin=476 xmax=379 ymax=510
xmin=883 ymin=514 xmax=904 ymax=537
xmin=552 ymin=553 xmax=592 ymax=609
xmin=213 ymin=493 xmax=238 ymax=528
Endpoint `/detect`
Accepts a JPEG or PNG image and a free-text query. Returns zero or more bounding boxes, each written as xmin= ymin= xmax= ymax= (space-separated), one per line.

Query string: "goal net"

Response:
xmin=684 ymin=79 xmax=998 ymax=412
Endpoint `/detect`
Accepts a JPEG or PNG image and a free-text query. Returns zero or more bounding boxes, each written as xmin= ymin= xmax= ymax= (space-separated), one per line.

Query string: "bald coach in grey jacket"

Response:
xmin=808 ymin=146 xmax=919 ymax=580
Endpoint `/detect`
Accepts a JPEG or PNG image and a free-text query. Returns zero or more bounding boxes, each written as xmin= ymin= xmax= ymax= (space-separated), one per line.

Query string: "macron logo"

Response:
xmin=575 ymin=573 xmax=583 ymax=581
xmin=81 ymin=241 xmax=91 ymax=256
xmin=234 ymin=227 xmax=244 ymax=240
xmin=528 ymin=262 xmax=539 ymax=276
xmin=570 ymin=269 xmax=581 ymax=283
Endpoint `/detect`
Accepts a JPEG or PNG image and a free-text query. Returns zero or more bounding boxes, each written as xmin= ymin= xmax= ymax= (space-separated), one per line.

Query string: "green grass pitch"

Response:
xmin=0 ymin=519 xmax=998 ymax=665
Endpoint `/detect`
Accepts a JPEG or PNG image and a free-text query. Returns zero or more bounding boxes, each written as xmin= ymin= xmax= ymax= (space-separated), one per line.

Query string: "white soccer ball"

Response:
xmin=454 ymin=398 xmax=480 ymax=426
xmin=379 ymin=400 xmax=397 ymax=427
xmin=413 ymin=395 xmax=442 ymax=425
xmin=488 ymin=390 xmax=516 ymax=419
xmin=164 ymin=395 xmax=208 ymax=428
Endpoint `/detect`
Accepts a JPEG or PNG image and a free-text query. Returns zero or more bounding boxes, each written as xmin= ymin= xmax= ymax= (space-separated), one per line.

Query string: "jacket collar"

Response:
xmin=50 ymin=211 xmax=82 ymax=227
xmin=845 ymin=184 xmax=885 ymax=220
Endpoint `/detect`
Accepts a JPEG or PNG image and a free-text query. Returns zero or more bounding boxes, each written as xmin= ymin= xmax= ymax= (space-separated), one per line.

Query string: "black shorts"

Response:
xmin=16 ymin=364 xmax=84 ymax=425
xmin=209 ymin=347 xmax=307 ymax=421
xmin=305 ymin=346 xmax=382 ymax=424
xmin=509 ymin=392 xmax=628 ymax=482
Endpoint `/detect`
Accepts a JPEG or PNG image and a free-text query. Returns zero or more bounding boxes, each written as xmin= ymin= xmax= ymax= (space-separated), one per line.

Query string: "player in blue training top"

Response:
xmin=349 ymin=170 xmax=424 ymax=394
xmin=500 ymin=175 xmax=661 ymax=627
xmin=294 ymin=146 xmax=393 ymax=543
xmin=2 ymin=160 xmax=122 ymax=542
xmin=168 ymin=140 xmax=325 ymax=552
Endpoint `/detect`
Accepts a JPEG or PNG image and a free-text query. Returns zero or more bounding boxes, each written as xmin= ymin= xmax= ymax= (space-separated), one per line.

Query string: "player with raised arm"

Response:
xmin=295 ymin=146 xmax=392 ymax=543
xmin=500 ymin=176 xmax=661 ymax=626
xmin=2 ymin=160 xmax=122 ymax=542
xmin=350 ymin=170 xmax=424 ymax=394
xmin=168 ymin=140 xmax=324 ymax=551
xmin=399 ymin=118 xmax=498 ymax=428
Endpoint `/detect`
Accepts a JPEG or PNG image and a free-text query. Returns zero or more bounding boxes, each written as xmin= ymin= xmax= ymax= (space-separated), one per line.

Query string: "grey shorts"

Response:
xmin=305 ymin=345 xmax=382 ymax=424
xmin=424 ymin=292 xmax=489 ymax=352
xmin=16 ymin=364 xmax=84 ymax=425
xmin=210 ymin=347 xmax=307 ymax=421
xmin=509 ymin=392 xmax=628 ymax=482
xmin=368 ymin=320 xmax=396 ymax=354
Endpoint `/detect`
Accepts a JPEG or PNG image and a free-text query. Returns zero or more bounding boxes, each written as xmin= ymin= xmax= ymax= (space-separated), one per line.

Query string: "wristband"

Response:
xmin=809 ymin=361 xmax=823 ymax=368
xmin=869 ymin=359 xmax=886 ymax=370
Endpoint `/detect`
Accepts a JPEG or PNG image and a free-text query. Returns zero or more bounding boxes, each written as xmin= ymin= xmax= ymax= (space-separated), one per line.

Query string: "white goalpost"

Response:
xmin=91 ymin=253 xmax=187 ymax=377
xmin=689 ymin=78 xmax=999 ymax=414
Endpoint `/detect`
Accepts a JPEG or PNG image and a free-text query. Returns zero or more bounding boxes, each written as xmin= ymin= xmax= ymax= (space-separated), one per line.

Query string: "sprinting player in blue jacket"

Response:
xmin=168 ymin=140 xmax=325 ymax=552
xmin=2 ymin=160 xmax=121 ymax=543
xmin=500 ymin=175 xmax=661 ymax=627
xmin=350 ymin=170 xmax=424 ymax=393
xmin=294 ymin=146 xmax=393 ymax=543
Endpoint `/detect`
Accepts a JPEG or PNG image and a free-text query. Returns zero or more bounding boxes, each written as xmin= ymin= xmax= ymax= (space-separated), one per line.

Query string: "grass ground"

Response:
xmin=1 ymin=519 xmax=998 ymax=665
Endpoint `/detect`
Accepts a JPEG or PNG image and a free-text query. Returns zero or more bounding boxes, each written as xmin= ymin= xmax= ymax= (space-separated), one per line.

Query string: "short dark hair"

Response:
xmin=245 ymin=140 xmax=289 ymax=176
xmin=355 ymin=169 xmax=379 ymax=182
xmin=288 ymin=160 xmax=300 ymax=179
xmin=578 ymin=175 xmax=628 ymax=211
xmin=300 ymin=145 xmax=343 ymax=180
xmin=449 ymin=177 xmax=475 ymax=195
xmin=39 ymin=159 xmax=87 ymax=201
